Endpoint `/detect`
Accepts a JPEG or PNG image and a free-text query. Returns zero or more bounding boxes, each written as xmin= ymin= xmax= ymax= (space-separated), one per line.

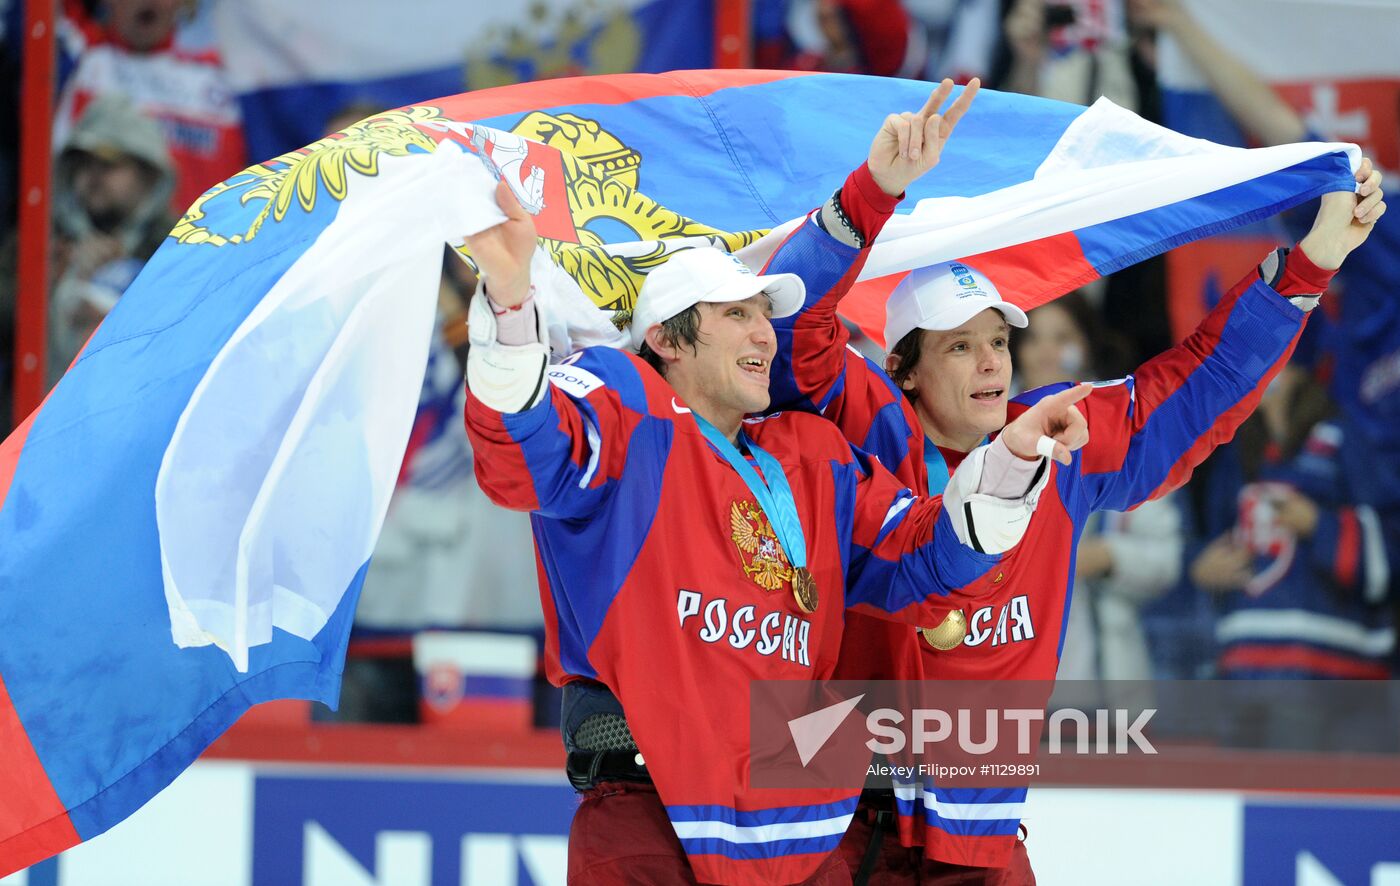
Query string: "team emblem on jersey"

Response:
xmin=730 ymin=500 xmax=794 ymax=591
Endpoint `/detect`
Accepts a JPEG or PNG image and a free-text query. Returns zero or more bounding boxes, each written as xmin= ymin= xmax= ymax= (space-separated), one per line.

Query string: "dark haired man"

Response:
xmin=459 ymin=136 xmax=1094 ymax=882
xmin=767 ymin=82 xmax=1386 ymax=883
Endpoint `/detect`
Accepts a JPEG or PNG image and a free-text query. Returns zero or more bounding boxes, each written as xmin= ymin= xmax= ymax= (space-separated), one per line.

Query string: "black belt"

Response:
xmin=565 ymin=748 xmax=650 ymax=791
xmin=852 ymin=785 xmax=897 ymax=885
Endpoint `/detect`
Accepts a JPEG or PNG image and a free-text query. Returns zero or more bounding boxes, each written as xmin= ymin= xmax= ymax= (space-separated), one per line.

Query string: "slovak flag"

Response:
xmin=0 ymin=70 xmax=1357 ymax=875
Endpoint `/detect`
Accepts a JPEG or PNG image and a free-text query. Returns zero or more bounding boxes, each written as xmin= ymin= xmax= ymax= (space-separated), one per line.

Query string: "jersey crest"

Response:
xmin=730 ymin=500 xmax=794 ymax=592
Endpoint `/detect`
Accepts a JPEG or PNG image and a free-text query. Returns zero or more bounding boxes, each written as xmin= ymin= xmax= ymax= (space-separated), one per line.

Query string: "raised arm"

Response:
xmin=1012 ymin=182 xmax=1386 ymax=514
xmin=1137 ymin=0 xmax=1307 ymax=147
xmin=768 ymin=80 xmax=980 ymax=484
xmin=462 ymin=180 xmax=658 ymax=519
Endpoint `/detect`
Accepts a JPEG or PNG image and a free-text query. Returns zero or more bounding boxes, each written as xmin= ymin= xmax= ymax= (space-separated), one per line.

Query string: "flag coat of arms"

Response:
xmin=0 ymin=70 xmax=1356 ymax=876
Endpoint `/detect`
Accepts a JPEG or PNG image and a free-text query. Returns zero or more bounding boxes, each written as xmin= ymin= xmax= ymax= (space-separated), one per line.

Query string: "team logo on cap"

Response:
xmin=724 ymin=253 xmax=756 ymax=276
xmin=949 ymin=263 xmax=987 ymax=298
xmin=730 ymin=500 xmax=794 ymax=592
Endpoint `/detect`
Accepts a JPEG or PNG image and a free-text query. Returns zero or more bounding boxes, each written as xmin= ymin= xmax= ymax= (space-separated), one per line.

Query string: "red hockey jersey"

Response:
xmin=769 ymin=207 xmax=1332 ymax=866
xmin=465 ymin=344 xmax=1005 ymax=885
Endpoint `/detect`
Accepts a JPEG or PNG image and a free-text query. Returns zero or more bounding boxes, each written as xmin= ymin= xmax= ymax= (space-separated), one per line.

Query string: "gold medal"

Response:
xmin=921 ymin=609 xmax=968 ymax=650
xmin=791 ymin=567 xmax=819 ymax=614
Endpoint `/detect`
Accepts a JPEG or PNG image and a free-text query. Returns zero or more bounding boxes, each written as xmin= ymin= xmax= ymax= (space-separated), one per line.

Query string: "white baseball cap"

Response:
xmin=630 ymin=247 xmax=805 ymax=351
xmin=884 ymin=261 xmax=1028 ymax=350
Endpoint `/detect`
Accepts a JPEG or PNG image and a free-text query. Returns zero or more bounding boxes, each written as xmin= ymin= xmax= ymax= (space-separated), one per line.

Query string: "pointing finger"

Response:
xmin=1042 ymin=381 xmax=1094 ymax=411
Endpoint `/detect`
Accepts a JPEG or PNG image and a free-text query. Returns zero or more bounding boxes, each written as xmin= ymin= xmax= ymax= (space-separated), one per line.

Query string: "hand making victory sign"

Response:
xmin=867 ymin=77 xmax=980 ymax=198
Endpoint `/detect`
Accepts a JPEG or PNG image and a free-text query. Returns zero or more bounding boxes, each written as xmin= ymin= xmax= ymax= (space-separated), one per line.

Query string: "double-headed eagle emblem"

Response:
xmin=730 ymin=500 xmax=793 ymax=592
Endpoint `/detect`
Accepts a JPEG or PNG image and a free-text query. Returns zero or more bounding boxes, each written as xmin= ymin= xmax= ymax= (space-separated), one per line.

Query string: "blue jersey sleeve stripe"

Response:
xmin=768 ymin=223 xmax=862 ymax=411
xmin=764 ymin=220 xmax=862 ymax=310
xmin=573 ymin=347 xmax=650 ymax=415
xmin=1084 ymin=282 xmax=1302 ymax=510
xmin=861 ymin=399 xmax=914 ymax=473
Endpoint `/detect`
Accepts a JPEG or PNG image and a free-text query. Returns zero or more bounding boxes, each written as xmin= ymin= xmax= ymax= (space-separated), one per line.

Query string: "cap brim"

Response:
xmin=758 ymin=272 xmax=805 ymax=319
xmin=919 ymin=299 xmax=1029 ymax=333
xmin=695 ymin=271 xmax=806 ymax=319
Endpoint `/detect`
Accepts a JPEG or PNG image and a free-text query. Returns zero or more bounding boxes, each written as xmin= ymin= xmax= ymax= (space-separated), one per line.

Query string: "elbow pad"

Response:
xmin=941 ymin=442 xmax=1051 ymax=554
xmin=465 ymin=288 xmax=550 ymax=412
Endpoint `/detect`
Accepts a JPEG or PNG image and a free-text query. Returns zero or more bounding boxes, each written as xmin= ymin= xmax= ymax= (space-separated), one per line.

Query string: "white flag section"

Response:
xmin=739 ymin=99 xmax=1359 ymax=285
xmin=154 ymin=106 xmax=1356 ymax=671
xmin=156 ymin=145 xmax=504 ymax=672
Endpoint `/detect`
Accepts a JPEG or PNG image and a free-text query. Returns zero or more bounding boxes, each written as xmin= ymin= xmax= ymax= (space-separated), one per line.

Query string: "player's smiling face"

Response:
xmin=896 ymin=308 xmax=1013 ymax=451
xmin=665 ymin=293 xmax=776 ymax=435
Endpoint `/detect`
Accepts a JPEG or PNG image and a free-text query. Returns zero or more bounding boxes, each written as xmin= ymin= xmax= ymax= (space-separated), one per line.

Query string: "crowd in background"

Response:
xmin=1 ymin=0 xmax=1395 ymax=745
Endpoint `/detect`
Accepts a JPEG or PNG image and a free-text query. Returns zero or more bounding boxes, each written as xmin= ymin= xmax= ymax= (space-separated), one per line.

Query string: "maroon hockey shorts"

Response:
xmin=567 ymin=780 xmax=853 ymax=885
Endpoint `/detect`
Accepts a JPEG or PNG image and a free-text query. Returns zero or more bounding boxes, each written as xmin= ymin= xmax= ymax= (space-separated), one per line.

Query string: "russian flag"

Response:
xmin=0 ymin=70 xmax=1357 ymax=876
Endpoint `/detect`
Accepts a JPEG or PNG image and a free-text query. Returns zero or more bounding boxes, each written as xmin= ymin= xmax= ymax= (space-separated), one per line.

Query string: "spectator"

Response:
xmin=904 ymin=0 xmax=1001 ymax=83
xmin=54 ymin=0 xmax=247 ymax=213
xmin=1015 ymin=293 xmax=1183 ymax=706
xmin=1140 ymin=0 xmax=1400 ymax=682
xmin=1002 ymin=0 xmax=1166 ymax=355
xmin=781 ymin=0 xmax=927 ymax=76
xmin=0 ymin=95 xmax=174 ymax=387
xmin=1003 ymin=0 xmax=1138 ymax=110
xmin=1189 ymin=364 xmax=1395 ymax=747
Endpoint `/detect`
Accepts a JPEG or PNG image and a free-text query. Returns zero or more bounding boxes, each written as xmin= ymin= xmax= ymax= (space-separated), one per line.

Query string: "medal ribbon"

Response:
xmin=693 ymin=415 xmax=808 ymax=571
xmin=924 ymin=443 xmax=951 ymax=496
xmin=923 ymin=436 xmax=989 ymax=496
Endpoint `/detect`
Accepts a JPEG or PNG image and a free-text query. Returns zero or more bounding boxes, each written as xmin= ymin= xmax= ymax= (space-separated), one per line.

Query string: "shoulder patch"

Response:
xmin=546 ymin=363 xmax=606 ymax=398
